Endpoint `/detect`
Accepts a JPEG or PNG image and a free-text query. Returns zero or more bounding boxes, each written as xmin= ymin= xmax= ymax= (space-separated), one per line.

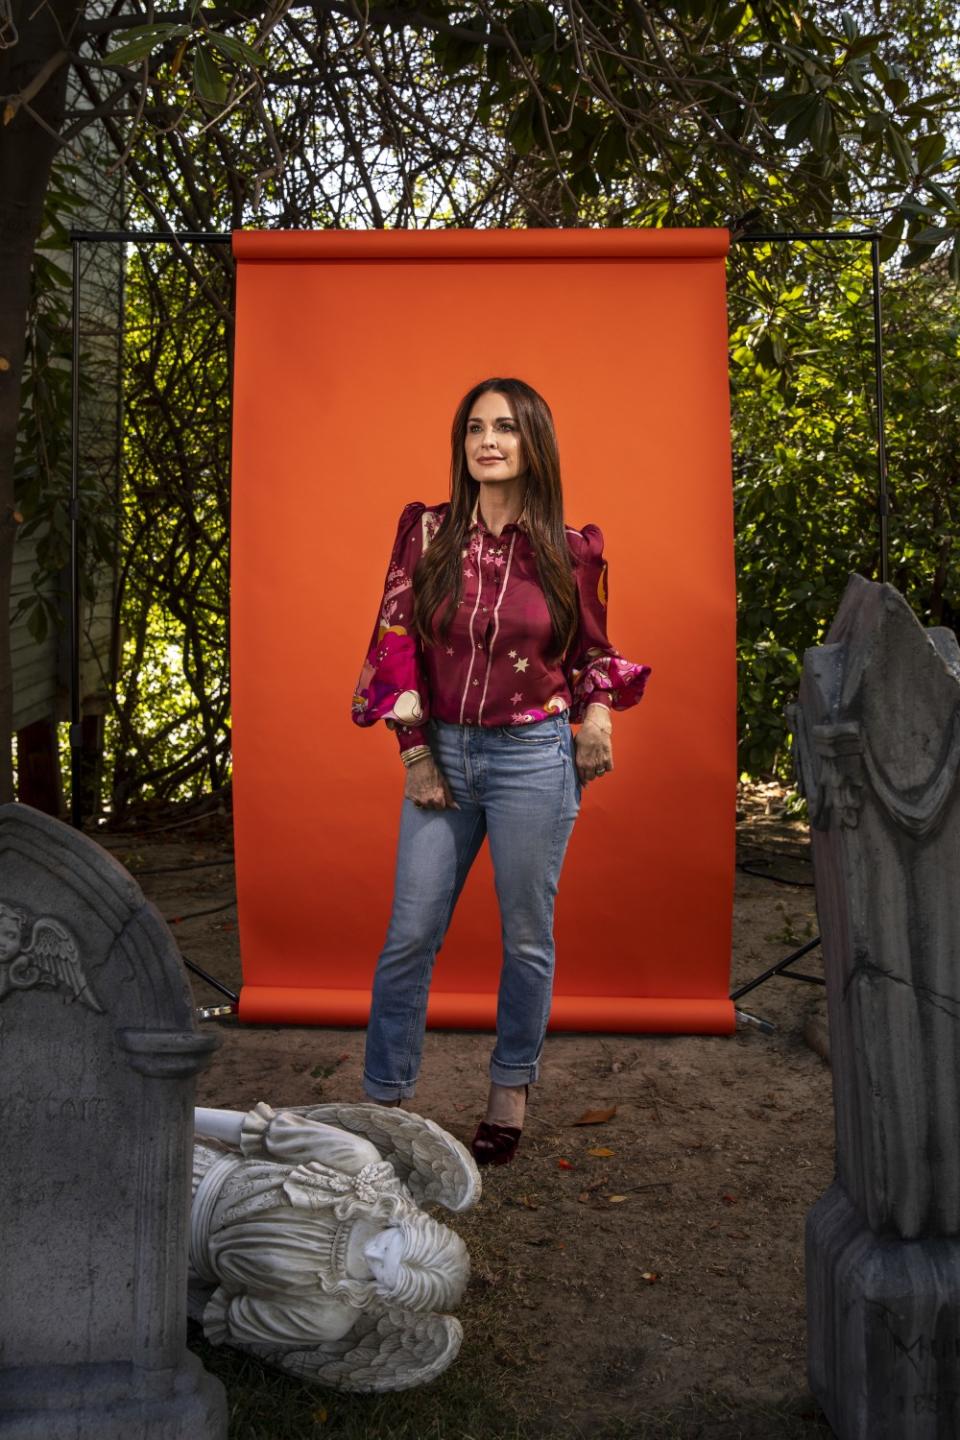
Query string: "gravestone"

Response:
xmin=786 ymin=574 xmax=960 ymax=1440
xmin=0 ymin=803 xmax=227 ymax=1439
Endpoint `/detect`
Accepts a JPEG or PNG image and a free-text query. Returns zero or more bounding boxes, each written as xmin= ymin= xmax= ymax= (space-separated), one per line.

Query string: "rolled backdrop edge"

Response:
xmin=232 ymin=227 xmax=730 ymax=263
xmin=237 ymin=987 xmax=736 ymax=1034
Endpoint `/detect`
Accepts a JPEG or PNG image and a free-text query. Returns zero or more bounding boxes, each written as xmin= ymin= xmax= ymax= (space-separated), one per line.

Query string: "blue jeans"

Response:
xmin=363 ymin=713 xmax=582 ymax=1099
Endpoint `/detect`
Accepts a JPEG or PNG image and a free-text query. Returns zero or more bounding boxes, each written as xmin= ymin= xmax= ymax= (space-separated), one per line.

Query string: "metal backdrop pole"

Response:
xmin=69 ymin=237 xmax=83 ymax=828
xmin=730 ymin=228 xmax=888 ymax=1010
xmin=871 ymin=235 xmax=890 ymax=584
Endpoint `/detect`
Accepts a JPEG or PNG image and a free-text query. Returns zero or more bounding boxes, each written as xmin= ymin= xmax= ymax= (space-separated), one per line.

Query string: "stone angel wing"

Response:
xmin=186 ymin=1281 xmax=464 ymax=1395
xmin=271 ymin=1308 xmax=464 ymax=1393
xmin=286 ymin=1104 xmax=480 ymax=1214
xmin=17 ymin=917 xmax=103 ymax=1013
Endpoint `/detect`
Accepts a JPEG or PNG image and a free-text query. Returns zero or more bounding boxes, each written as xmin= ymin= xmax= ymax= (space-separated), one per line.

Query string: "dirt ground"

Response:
xmin=95 ymin=779 xmax=836 ymax=1436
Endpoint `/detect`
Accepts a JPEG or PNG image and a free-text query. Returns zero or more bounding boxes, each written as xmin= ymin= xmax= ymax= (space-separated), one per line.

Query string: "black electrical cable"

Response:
xmin=181 ymin=957 xmax=239 ymax=1003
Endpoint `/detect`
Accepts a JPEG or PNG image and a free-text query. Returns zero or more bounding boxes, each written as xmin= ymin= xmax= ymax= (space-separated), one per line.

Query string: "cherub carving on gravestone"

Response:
xmin=191 ymin=1101 xmax=480 ymax=1393
xmin=0 ymin=900 xmax=102 ymax=1010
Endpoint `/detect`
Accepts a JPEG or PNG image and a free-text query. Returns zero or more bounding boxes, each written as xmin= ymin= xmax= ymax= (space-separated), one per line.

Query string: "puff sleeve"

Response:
xmin=563 ymin=524 xmax=652 ymax=722
xmin=351 ymin=501 xmax=432 ymax=753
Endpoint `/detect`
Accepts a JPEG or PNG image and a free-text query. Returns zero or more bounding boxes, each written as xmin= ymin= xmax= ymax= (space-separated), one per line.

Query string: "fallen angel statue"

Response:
xmin=190 ymin=1101 xmax=481 ymax=1392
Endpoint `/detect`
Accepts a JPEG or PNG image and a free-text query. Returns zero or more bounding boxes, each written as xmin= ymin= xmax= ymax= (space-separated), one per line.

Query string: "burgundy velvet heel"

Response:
xmin=470 ymin=1085 xmax=528 ymax=1167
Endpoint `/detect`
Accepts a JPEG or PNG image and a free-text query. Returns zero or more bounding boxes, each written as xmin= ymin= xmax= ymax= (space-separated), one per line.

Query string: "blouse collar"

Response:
xmin=469 ymin=495 xmax=528 ymax=534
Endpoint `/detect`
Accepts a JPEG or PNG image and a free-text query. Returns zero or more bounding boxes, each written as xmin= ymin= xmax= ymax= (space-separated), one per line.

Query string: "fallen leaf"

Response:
xmin=519 ymin=1194 xmax=540 ymax=1209
xmin=557 ymin=1158 xmax=574 ymax=1170
xmin=312 ymin=1406 xmax=328 ymax=1423
xmin=587 ymin=1146 xmax=615 ymax=1158
xmin=573 ymin=1105 xmax=618 ymax=1126
xmin=721 ymin=1193 xmax=737 ymax=1206
xmin=606 ymin=1194 xmax=628 ymax=1204
xmin=641 ymin=1271 xmax=659 ymax=1284
xmin=577 ymin=1191 xmax=592 ymax=1203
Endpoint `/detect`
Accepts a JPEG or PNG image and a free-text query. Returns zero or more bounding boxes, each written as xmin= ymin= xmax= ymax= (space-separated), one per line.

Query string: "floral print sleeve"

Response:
xmin=352 ymin=502 xmax=435 ymax=753
xmin=563 ymin=524 xmax=652 ymax=722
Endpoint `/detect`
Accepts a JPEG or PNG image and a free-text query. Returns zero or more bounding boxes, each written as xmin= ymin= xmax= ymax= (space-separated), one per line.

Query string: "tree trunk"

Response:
xmin=0 ymin=0 xmax=85 ymax=802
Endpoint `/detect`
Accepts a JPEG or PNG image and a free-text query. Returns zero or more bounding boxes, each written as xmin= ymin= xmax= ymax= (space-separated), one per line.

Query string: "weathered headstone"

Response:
xmin=787 ymin=574 xmax=960 ymax=1439
xmin=0 ymin=803 xmax=227 ymax=1439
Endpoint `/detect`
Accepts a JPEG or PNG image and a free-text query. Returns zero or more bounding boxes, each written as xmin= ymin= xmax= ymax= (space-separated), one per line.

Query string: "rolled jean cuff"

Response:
xmin=489 ymin=1057 xmax=540 ymax=1087
xmin=362 ymin=1070 xmax=418 ymax=1101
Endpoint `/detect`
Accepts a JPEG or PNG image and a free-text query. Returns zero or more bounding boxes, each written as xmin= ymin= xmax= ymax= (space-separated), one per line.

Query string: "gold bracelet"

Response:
xmin=400 ymin=745 xmax=432 ymax=767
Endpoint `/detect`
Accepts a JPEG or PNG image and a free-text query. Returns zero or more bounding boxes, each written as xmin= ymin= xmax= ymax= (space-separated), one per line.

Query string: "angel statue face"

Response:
xmin=0 ymin=905 xmax=23 ymax=962
xmin=362 ymin=1226 xmax=404 ymax=1290
xmin=354 ymin=1212 xmax=470 ymax=1312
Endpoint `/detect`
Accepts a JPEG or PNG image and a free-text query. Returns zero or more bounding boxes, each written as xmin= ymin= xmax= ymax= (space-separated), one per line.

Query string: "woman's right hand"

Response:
xmin=404 ymin=754 xmax=460 ymax=810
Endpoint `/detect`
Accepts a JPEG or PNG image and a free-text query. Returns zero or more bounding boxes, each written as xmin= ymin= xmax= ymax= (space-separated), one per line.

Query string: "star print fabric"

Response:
xmin=351 ymin=500 xmax=651 ymax=753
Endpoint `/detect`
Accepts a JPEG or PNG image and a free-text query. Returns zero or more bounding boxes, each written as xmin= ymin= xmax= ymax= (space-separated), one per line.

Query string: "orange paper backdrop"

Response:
xmin=230 ymin=228 xmax=736 ymax=1034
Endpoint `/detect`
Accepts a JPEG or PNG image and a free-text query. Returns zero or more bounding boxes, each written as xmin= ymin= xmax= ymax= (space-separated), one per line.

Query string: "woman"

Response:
xmin=351 ymin=378 xmax=651 ymax=1165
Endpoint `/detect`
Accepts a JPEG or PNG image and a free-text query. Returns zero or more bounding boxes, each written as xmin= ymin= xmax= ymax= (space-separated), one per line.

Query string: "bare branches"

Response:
xmin=1 ymin=46 xmax=68 ymax=123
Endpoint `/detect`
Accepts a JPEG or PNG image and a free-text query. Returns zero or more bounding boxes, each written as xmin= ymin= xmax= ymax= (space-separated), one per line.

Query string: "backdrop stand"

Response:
xmin=67 ymin=225 xmax=888 ymax=1019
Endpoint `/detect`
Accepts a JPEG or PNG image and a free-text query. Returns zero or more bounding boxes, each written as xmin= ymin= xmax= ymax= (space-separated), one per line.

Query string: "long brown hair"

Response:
xmin=412 ymin=378 xmax=579 ymax=661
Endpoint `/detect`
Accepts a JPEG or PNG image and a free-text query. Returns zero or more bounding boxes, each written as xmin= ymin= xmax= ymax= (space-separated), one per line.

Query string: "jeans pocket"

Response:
xmin=500 ymin=723 xmax=559 ymax=745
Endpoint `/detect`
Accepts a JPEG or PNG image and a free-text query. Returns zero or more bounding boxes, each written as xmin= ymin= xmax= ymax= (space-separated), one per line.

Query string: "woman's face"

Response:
xmin=464 ymin=391 xmax=525 ymax=486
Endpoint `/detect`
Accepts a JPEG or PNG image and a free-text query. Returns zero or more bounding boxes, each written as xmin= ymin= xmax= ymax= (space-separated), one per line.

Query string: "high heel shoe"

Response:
xmin=470 ymin=1085 xmax=528 ymax=1167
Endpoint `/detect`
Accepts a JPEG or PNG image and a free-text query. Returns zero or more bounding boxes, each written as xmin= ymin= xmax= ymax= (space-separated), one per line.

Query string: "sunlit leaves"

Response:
xmin=103 ymin=15 xmax=264 ymax=115
xmin=193 ymin=43 xmax=228 ymax=105
xmin=415 ymin=2 xmax=960 ymax=237
xmin=730 ymin=246 xmax=960 ymax=778
xmin=105 ymin=22 xmax=190 ymax=66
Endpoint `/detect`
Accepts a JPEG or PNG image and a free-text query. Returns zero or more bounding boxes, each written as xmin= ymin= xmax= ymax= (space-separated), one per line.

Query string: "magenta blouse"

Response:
xmin=351 ymin=498 xmax=651 ymax=753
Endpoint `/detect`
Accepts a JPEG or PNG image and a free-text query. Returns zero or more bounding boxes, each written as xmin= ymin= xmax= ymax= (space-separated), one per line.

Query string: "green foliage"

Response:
xmin=80 ymin=1 xmax=960 ymax=242
xmin=106 ymin=244 xmax=233 ymax=813
xmin=730 ymin=245 xmax=960 ymax=780
xmin=14 ymin=0 xmax=960 ymax=807
xmin=431 ymin=0 xmax=960 ymax=246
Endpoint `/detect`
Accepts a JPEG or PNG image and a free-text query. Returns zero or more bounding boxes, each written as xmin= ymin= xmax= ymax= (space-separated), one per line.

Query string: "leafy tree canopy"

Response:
xmin=18 ymin=0 xmax=957 ymax=247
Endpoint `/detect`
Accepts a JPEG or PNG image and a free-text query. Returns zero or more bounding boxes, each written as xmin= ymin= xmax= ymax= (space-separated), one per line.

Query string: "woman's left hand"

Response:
xmin=575 ymin=708 xmax=614 ymax=788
